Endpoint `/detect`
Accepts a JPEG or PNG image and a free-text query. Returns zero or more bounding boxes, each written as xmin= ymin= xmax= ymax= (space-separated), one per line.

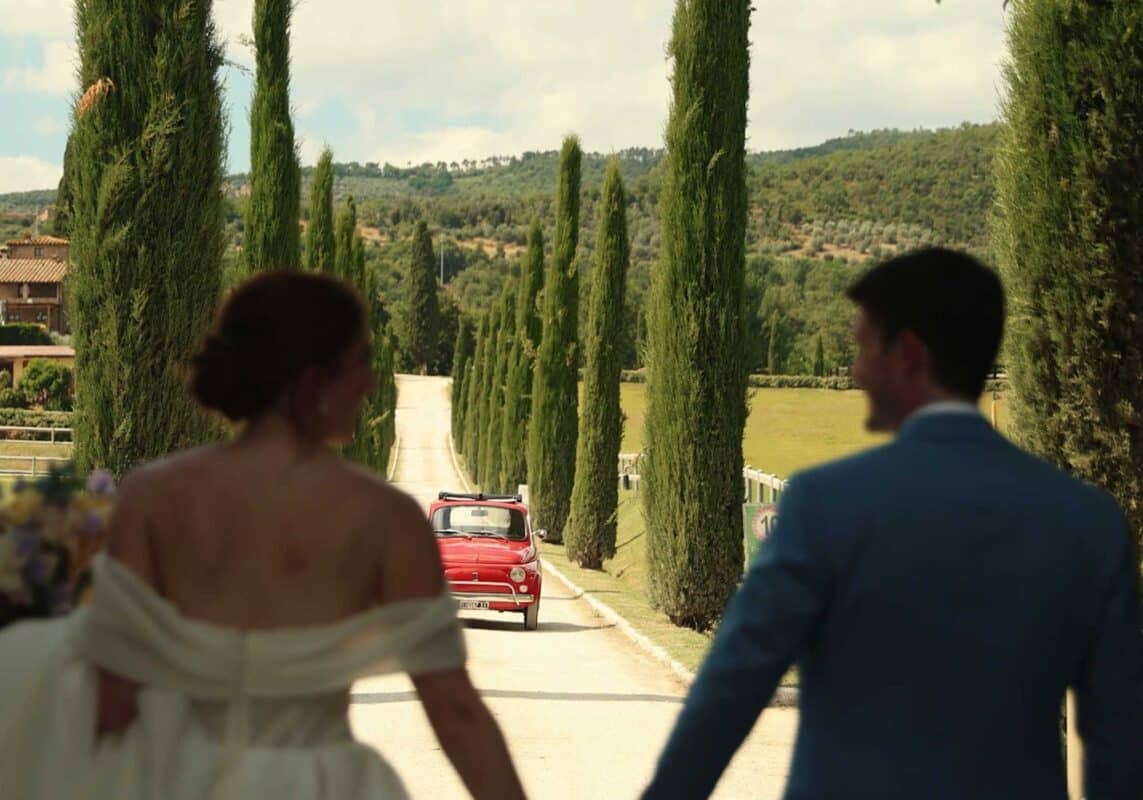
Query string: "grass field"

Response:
xmin=619 ymin=383 xmax=1009 ymax=478
xmin=551 ymin=385 xmax=1011 ymax=677
xmin=0 ymin=440 xmax=73 ymax=489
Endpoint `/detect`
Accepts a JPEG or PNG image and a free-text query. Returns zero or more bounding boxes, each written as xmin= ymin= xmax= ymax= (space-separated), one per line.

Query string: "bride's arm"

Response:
xmin=95 ymin=472 xmax=158 ymax=737
xmin=375 ymin=489 xmax=527 ymax=800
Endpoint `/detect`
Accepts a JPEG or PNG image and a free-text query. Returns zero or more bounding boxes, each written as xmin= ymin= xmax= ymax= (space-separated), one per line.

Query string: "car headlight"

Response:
xmin=510 ymin=567 xmax=526 ymax=583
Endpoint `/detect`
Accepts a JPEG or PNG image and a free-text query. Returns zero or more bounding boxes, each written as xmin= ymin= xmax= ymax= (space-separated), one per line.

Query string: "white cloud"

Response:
xmin=33 ymin=116 xmax=63 ymax=136
xmin=3 ymin=40 xmax=76 ymax=94
xmin=0 ymin=0 xmax=72 ymax=38
xmin=0 ymin=155 xmax=61 ymax=193
xmin=1 ymin=1 xmax=1009 ymax=173
xmin=210 ymin=0 xmax=1008 ymax=169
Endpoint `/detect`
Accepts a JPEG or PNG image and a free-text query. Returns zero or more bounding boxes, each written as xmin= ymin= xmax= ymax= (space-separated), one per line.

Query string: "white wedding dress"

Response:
xmin=0 ymin=553 xmax=466 ymax=799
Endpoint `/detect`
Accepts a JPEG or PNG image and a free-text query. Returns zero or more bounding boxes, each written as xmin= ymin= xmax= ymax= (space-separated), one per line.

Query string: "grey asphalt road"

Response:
xmin=350 ymin=375 xmax=797 ymax=799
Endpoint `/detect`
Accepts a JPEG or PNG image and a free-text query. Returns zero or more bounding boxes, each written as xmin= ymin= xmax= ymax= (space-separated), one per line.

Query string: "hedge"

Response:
xmin=0 ymin=324 xmax=53 ymax=346
xmin=0 ymin=408 xmax=74 ymax=439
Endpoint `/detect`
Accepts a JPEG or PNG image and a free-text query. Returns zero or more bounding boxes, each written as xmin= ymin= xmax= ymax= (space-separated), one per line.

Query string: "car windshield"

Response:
xmin=431 ymin=505 xmax=527 ymax=541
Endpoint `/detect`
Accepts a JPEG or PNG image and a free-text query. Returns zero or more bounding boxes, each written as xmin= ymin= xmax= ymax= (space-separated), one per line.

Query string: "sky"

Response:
xmin=0 ymin=0 xmax=1010 ymax=194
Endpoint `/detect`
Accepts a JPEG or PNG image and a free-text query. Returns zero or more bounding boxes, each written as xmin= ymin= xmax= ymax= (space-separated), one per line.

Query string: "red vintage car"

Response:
xmin=429 ymin=492 xmax=545 ymax=630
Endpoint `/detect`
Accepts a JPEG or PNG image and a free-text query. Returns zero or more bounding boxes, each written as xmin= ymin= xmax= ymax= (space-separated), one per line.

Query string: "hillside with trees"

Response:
xmin=1 ymin=123 xmax=999 ymax=376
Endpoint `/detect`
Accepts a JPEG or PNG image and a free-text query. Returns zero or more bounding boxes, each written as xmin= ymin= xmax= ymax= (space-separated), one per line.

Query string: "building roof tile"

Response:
xmin=0 ymin=259 xmax=68 ymax=284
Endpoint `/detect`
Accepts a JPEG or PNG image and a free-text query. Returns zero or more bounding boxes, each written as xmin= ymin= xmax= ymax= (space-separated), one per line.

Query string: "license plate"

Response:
xmin=457 ymin=599 xmax=490 ymax=610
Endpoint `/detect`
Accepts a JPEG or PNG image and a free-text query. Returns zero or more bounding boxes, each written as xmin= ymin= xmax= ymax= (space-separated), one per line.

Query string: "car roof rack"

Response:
xmin=437 ymin=491 xmax=523 ymax=503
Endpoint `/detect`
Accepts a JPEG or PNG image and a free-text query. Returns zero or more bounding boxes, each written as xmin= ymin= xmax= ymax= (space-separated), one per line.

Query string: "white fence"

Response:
xmin=0 ymin=426 xmax=73 ymax=476
xmin=618 ymin=454 xmax=789 ymax=503
xmin=0 ymin=425 xmax=73 ymax=444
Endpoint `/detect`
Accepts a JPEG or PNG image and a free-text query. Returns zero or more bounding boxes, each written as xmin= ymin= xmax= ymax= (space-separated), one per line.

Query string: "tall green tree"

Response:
xmin=527 ymin=136 xmax=582 ymax=542
xmin=52 ymin=138 xmax=74 ymax=237
xmin=306 ymin=147 xmax=336 ymax=272
xmin=566 ymin=158 xmax=631 ymax=568
xmin=334 ymin=195 xmax=357 ymax=281
xmin=451 ymin=317 xmax=476 ymax=441
xmin=474 ymin=305 xmax=504 ymax=487
xmin=644 ymin=0 xmax=751 ymax=629
xmin=244 ymin=0 xmax=301 ymax=272
xmin=767 ymin=311 xmax=782 ymax=375
xmin=481 ymin=284 xmax=515 ymax=493
xmin=813 ymin=334 xmax=825 ymax=377
xmin=994 ymin=0 xmax=1143 ymax=551
xmin=405 ymin=220 xmax=440 ymax=375
xmin=462 ymin=313 xmax=491 ymax=469
xmin=500 ymin=220 xmax=545 ymax=492
xmin=69 ymin=0 xmax=225 ymax=474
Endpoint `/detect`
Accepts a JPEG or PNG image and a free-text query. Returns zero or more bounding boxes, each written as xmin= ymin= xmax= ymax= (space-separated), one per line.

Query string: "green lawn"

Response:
xmin=620 ymin=383 xmax=1009 ymax=478
xmin=556 ymin=385 xmax=1011 ymax=679
xmin=0 ymin=440 xmax=73 ymax=489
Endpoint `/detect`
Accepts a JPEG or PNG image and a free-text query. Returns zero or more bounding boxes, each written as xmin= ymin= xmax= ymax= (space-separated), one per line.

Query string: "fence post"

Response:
xmin=31 ymin=455 xmax=38 ymax=475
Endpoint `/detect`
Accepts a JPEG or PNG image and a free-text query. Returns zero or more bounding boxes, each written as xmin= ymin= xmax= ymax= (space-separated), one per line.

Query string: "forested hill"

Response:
xmin=0 ymin=122 xmax=1000 ymax=375
xmin=1 ymin=122 xmax=998 ymax=254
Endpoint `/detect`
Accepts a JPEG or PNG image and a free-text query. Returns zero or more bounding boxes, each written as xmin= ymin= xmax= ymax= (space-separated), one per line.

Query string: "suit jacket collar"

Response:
xmin=897 ymin=409 xmax=998 ymax=444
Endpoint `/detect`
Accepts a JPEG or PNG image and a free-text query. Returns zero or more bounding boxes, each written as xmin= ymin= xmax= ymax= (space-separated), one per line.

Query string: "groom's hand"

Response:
xmin=95 ymin=669 xmax=139 ymax=737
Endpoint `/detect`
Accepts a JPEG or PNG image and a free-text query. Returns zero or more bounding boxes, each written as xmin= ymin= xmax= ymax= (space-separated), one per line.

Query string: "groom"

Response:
xmin=643 ymin=249 xmax=1143 ymax=799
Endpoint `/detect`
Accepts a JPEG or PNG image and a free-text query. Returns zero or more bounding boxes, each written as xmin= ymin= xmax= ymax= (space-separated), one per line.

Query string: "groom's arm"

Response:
xmin=643 ymin=476 xmax=833 ymax=799
xmin=1076 ymin=511 xmax=1143 ymax=800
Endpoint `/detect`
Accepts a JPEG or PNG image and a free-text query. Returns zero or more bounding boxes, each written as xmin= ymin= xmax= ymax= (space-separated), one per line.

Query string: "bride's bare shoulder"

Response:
xmin=336 ymin=462 xmax=426 ymax=532
xmin=121 ymin=445 xmax=224 ymax=482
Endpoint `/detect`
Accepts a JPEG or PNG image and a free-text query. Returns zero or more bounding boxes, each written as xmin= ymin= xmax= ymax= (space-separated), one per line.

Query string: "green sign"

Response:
xmin=742 ymin=502 xmax=779 ymax=571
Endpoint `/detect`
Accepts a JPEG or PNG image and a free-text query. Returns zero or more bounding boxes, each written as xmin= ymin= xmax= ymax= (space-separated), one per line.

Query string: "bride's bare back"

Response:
xmin=100 ymin=272 xmax=524 ymax=799
xmin=111 ymin=435 xmax=440 ymax=630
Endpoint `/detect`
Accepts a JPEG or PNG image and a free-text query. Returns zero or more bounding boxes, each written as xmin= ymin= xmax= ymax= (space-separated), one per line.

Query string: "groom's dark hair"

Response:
xmin=846 ymin=247 xmax=1005 ymax=399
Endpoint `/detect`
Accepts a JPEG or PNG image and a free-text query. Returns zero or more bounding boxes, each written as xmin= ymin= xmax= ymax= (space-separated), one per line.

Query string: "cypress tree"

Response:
xmin=244 ymin=0 xmax=301 ymax=272
xmin=481 ymin=286 xmax=514 ymax=493
xmin=474 ymin=305 xmax=504 ymax=487
xmin=462 ymin=313 xmax=491 ymax=469
xmin=69 ymin=0 xmax=225 ymax=474
xmin=52 ymin=137 xmax=74 ymax=237
xmin=369 ymin=324 xmax=398 ymax=474
xmin=306 ymin=147 xmax=336 ymax=272
xmin=500 ymin=220 xmax=546 ymax=492
xmin=994 ymin=0 xmax=1143 ymax=549
xmin=527 ymin=136 xmax=582 ymax=542
xmin=767 ymin=311 xmax=781 ymax=375
xmin=813 ymin=334 xmax=825 ymax=377
xmin=406 ymin=221 xmax=440 ymax=375
xmin=334 ymin=195 xmax=357 ymax=281
xmin=644 ymin=0 xmax=751 ymax=630
xmin=566 ymin=158 xmax=631 ymax=568
xmin=451 ymin=317 xmax=476 ymax=442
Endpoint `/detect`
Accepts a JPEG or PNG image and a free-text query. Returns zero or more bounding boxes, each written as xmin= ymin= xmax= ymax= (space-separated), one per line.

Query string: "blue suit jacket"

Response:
xmin=644 ymin=413 xmax=1143 ymax=799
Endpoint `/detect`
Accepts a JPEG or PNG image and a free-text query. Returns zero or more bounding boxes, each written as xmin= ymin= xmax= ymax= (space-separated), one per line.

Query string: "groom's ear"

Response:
xmin=893 ymin=330 xmax=931 ymax=381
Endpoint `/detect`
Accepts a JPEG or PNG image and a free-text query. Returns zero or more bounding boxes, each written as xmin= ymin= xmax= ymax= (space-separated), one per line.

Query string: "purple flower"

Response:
xmin=85 ymin=470 xmax=116 ymax=496
xmin=78 ymin=511 xmax=104 ymax=538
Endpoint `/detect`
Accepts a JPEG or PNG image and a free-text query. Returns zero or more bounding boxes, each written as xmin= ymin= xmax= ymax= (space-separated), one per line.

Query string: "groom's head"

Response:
xmin=846 ymin=248 xmax=1005 ymax=433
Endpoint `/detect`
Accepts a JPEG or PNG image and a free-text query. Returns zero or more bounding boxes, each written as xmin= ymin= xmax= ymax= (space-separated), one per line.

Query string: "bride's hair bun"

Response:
xmin=189 ymin=272 xmax=366 ymax=421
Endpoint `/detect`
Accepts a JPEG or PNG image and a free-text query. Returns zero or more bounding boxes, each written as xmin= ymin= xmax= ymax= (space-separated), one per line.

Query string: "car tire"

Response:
xmin=523 ymin=599 xmax=540 ymax=631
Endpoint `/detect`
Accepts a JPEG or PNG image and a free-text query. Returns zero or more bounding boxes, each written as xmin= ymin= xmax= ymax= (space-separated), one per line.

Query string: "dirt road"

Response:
xmin=350 ymin=375 xmax=797 ymax=799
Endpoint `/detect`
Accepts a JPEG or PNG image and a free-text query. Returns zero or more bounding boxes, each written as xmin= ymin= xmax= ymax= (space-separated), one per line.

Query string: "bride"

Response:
xmin=0 ymin=272 xmax=526 ymax=799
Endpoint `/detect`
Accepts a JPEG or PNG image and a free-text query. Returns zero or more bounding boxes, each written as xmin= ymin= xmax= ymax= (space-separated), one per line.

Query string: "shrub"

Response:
xmin=0 ymin=388 xmax=28 ymax=409
xmin=19 ymin=359 xmax=73 ymax=411
xmin=0 ymin=324 xmax=53 ymax=346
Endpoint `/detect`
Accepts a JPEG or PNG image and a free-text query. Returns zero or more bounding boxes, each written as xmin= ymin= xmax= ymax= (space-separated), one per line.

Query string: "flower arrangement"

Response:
xmin=0 ymin=465 xmax=116 ymax=628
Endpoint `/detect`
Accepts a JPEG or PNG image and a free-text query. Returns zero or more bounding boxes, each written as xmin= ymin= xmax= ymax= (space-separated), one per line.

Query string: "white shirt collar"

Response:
xmin=910 ymin=400 xmax=981 ymax=421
